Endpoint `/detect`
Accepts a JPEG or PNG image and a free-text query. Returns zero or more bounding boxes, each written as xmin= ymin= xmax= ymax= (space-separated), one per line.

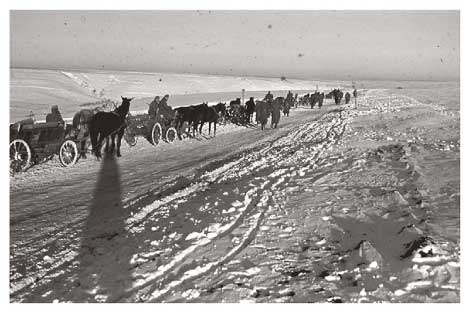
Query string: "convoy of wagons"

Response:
xmin=9 ymin=89 xmax=353 ymax=174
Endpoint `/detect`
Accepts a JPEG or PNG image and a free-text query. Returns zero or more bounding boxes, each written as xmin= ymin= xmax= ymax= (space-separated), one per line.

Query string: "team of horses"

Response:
xmin=74 ymin=88 xmax=353 ymax=160
xmin=298 ymin=88 xmax=353 ymax=107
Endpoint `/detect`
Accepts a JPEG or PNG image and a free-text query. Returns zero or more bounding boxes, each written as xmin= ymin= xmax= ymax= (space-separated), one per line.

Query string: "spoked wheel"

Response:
xmin=165 ymin=127 xmax=177 ymax=143
xmin=124 ymin=130 xmax=138 ymax=147
xmin=59 ymin=140 xmax=79 ymax=167
xmin=151 ymin=122 xmax=162 ymax=146
xmin=10 ymin=139 xmax=31 ymax=173
xmin=179 ymin=121 xmax=191 ymax=140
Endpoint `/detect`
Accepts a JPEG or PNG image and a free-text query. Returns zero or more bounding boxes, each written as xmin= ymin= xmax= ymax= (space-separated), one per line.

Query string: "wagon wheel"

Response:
xmin=59 ymin=140 xmax=79 ymax=167
xmin=124 ymin=130 xmax=138 ymax=147
xmin=151 ymin=122 xmax=163 ymax=146
xmin=179 ymin=121 xmax=191 ymax=139
xmin=165 ymin=127 xmax=177 ymax=143
xmin=10 ymin=139 xmax=31 ymax=173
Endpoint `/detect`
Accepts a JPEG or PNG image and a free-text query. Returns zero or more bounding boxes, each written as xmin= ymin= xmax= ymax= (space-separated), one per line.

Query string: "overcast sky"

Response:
xmin=10 ymin=10 xmax=459 ymax=81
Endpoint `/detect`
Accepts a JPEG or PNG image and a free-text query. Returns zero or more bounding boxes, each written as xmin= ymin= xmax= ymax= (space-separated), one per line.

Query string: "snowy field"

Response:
xmin=9 ymin=69 xmax=459 ymax=302
xmin=10 ymin=68 xmax=350 ymax=122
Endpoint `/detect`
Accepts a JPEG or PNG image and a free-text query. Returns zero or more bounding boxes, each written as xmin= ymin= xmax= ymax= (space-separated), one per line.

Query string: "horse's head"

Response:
xmin=116 ymin=96 xmax=133 ymax=118
xmin=121 ymin=96 xmax=134 ymax=104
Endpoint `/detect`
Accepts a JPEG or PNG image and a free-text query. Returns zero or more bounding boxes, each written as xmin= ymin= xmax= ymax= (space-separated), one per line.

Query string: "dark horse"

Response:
xmin=174 ymin=106 xmax=196 ymax=139
xmin=213 ymin=102 xmax=227 ymax=125
xmin=89 ymin=96 xmax=133 ymax=159
xmin=72 ymin=100 xmax=117 ymax=158
xmin=196 ymin=103 xmax=219 ymax=136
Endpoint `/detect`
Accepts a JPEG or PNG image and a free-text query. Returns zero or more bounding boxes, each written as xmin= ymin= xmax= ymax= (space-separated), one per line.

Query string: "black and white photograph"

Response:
xmin=5 ymin=1 xmax=463 ymax=304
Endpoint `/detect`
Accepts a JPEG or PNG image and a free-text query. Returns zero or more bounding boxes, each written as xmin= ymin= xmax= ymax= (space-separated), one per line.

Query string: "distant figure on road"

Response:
xmin=46 ymin=105 xmax=64 ymax=123
xmin=148 ymin=96 xmax=160 ymax=117
xmin=353 ymin=88 xmax=358 ymax=108
xmin=345 ymin=92 xmax=351 ymax=105
xmin=245 ymin=97 xmax=256 ymax=123
xmin=271 ymin=97 xmax=282 ymax=128
xmin=255 ymin=100 xmax=270 ymax=130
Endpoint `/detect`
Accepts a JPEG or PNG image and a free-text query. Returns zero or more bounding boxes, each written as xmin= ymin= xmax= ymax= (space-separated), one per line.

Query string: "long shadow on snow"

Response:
xmin=78 ymin=153 xmax=135 ymax=302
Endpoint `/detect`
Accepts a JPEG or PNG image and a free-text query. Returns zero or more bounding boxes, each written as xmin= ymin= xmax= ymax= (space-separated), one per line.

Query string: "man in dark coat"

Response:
xmin=264 ymin=91 xmax=274 ymax=103
xmin=156 ymin=94 xmax=175 ymax=124
xmin=245 ymin=97 xmax=256 ymax=123
xmin=46 ymin=105 xmax=64 ymax=123
xmin=345 ymin=92 xmax=351 ymax=105
xmin=148 ymin=96 xmax=160 ymax=117
xmin=255 ymin=100 xmax=270 ymax=130
xmin=271 ymin=97 xmax=282 ymax=128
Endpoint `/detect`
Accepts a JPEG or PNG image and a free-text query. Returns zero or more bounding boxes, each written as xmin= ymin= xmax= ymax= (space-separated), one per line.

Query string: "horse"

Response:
xmin=318 ymin=92 xmax=324 ymax=108
xmin=89 ymin=96 xmax=132 ymax=159
xmin=196 ymin=104 xmax=219 ymax=136
xmin=332 ymin=89 xmax=344 ymax=105
xmin=71 ymin=101 xmax=116 ymax=158
xmin=310 ymin=92 xmax=320 ymax=109
xmin=229 ymin=98 xmax=241 ymax=107
xmin=213 ymin=102 xmax=227 ymax=125
xmin=174 ymin=105 xmax=196 ymax=138
xmin=300 ymin=93 xmax=310 ymax=107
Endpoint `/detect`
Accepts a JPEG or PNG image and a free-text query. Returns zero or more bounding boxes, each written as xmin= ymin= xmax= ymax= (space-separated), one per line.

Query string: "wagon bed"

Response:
xmin=9 ymin=120 xmax=81 ymax=173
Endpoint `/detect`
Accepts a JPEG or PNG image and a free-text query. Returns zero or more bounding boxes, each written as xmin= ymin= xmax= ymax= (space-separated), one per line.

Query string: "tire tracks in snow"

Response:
xmin=117 ymin=109 xmax=348 ymax=302
xmin=11 ymin=107 xmax=348 ymax=302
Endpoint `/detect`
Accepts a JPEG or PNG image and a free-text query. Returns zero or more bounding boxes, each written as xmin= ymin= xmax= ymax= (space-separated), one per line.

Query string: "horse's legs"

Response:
xmin=199 ymin=122 xmax=204 ymax=135
xmin=208 ymin=122 xmax=211 ymax=135
xmin=116 ymin=128 xmax=124 ymax=157
xmin=214 ymin=122 xmax=216 ymax=136
xmin=104 ymin=136 xmax=110 ymax=153
xmin=80 ymin=140 xmax=87 ymax=159
xmin=175 ymin=119 xmax=183 ymax=140
xmin=96 ymin=134 xmax=105 ymax=159
xmin=192 ymin=122 xmax=197 ymax=136
xmin=110 ymin=133 xmax=116 ymax=154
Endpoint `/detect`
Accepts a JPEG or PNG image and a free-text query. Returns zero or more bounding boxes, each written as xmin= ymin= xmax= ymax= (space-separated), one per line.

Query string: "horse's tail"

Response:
xmin=89 ymin=118 xmax=98 ymax=155
xmin=72 ymin=111 xmax=82 ymax=129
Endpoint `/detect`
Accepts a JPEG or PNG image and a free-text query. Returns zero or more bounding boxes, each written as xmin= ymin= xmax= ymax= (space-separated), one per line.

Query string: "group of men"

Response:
xmin=147 ymin=94 xmax=175 ymax=123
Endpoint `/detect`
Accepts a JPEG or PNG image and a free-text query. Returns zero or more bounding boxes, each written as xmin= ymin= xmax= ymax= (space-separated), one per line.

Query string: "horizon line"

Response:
xmin=10 ymin=65 xmax=460 ymax=83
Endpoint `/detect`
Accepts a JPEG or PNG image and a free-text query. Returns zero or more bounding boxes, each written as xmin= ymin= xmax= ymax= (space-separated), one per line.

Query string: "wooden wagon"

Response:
xmin=9 ymin=119 xmax=81 ymax=173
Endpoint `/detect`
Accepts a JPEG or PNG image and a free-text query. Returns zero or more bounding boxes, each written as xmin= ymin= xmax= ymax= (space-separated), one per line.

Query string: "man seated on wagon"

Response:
xmin=148 ymin=96 xmax=160 ymax=117
xmin=46 ymin=105 xmax=64 ymax=123
xmin=156 ymin=94 xmax=175 ymax=125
